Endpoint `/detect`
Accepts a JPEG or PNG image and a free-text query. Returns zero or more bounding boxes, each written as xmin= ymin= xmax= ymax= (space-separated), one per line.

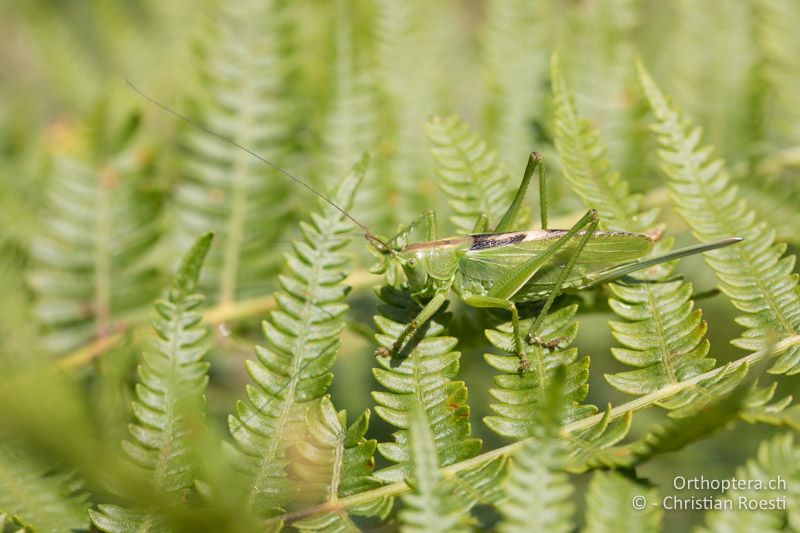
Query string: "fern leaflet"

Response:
xmin=174 ymin=0 xmax=296 ymax=304
xmin=564 ymin=408 xmax=632 ymax=472
xmin=398 ymin=403 xmax=471 ymax=533
xmin=29 ymin=103 xmax=160 ymax=353
xmin=666 ymin=0 xmax=758 ymax=159
xmin=426 ymin=115 xmax=520 ymax=234
xmin=630 ymin=382 xmax=745 ymax=465
xmin=755 ymin=0 xmax=800 ymax=146
xmin=700 ymin=433 xmax=800 ymax=532
xmin=558 ymin=0 xmax=643 ymax=178
xmin=483 ymin=305 xmax=596 ymax=439
xmin=496 ymin=367 xmax=574 ymax=533
xmin=0 ymin=437 xmax=89 ymax=532
xmin=321 ymin=0 xmax=381 ymax=232
xmin=289 ymin=397 xmax=390 ymax=531
xmin=373 ymin=0 xmax=440 ymax=224
xmin=482 ymin=0 xmax=555 ymax=167
xmin=90 ymin=232 xmax=213 ymax=532
xmin=551 ymin=55 xmax=717 ymax=402
xmin=584 ymin=471 xmax=662 ymax=533
xmin=638 ymin=62 xmax=800 ymax=374
xmin=372 ymin=286 xmax=481 ymax=483
xmin=226 ymin=158 xmax=366 ymax=516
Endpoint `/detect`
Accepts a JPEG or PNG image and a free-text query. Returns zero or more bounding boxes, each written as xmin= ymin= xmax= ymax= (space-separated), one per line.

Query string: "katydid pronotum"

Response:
xmin=130 ymin=82 xmax=742 ymax=372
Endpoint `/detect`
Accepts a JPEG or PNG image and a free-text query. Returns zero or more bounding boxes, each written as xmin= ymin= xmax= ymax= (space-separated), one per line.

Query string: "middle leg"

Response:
xmin=480 ymin=209 xmax=600 ymax=369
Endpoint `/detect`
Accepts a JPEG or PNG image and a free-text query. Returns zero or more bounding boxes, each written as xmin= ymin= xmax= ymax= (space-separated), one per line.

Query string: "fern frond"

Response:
xmin=226 ymin=158 xmax=366 ymax=516
xmin=323 ymin=2 xmax=377 ymax=183
xmin=174 ymin=0 xmax=296 ymax=304
xmin=584 ymin=471 xmax=662 ymax=533
xmin=496 ymin=368 xmax=574 ymax=533
xmin=373 ymin=0 xmax=440 ymax=224
xmin=558 ymin=0 xmax=644 ymax=177
xmin=755 ymin=0 xmax=800 ymax=146
xmin=630 ymin=382 xmax=745 ymax=465
xmin=551 ymin=55 xmax=717 ymax=402
xmin=322 ymin=3 xmax=381 ymax=232
xmin=666 ymin=0 xmax=758 ymax=158
xmin=0 ymin=437 xmax=89 ymax=532
xmin=288 ymin=397 xmax=389 ymax=531
xmin=29 ymin=105 xmax=160 ymax=353
xmin=606 ymin=278 xmax=718 ymax=395
xmin=89 ymin=232 xmax=213 ymax=533
xmin=699 ymin=433 xmax=800 ymax=532
xmin=398 ymin=404 xmax=471 ymax=533
xmin=482 ymin=0 xmax=556 ymax=167
xmin=581 ymin=391 xmax=744 ymax=470
xmin=743 ymin=402 xmax=800 ymax=431
xmin=446 ymin=456 xmax=508 ymax=511
xmin=657 ymin=362 xmax=793 ymax=422
xmin=551 ymin=56 xmax=658 ymax=234
xmin=565 ymin=408 xmax=632 ymax=472
xmin=638 ymin=63 xmax=800 ymax=374
xmin=372 ymin=287 xmax=481 ymax=482
xmin=741 ymin=177 xmax=800 ymax=247
xmin=426 ymin=115 xmax=521 ymax=234
xmin=483 ymin=305 xmax=596 ymax=439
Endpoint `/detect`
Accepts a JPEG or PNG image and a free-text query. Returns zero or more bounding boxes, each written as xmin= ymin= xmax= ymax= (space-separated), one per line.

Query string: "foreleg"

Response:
xmin=375 ymin=292 xmax=448 ymax=358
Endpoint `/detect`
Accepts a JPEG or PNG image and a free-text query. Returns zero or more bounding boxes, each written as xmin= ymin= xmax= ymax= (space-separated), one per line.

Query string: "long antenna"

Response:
xmin=126 ymin=79 xmax=389 ymax=252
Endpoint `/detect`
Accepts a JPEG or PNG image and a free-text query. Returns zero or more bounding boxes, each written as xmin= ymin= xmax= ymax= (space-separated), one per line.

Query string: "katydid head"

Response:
xmin=365 ymin=237 xmax=428 ymax=290
xmin=398 ymin=251 xmax=429 ymax=293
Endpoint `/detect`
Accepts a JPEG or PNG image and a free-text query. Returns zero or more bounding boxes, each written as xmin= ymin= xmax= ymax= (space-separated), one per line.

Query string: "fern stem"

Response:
xmin=219 ymin=79 xmax=259 ymax=305
xmin=57 ymin=269 xmax=375 ymax=370
xmin=277 ymin=335 xmax=800 ymax=525
xmin=94 ymin=167 xmax=113 ymax=340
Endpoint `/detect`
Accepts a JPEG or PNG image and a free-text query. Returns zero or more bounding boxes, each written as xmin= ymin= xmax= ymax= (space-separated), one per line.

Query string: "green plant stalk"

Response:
xmin=58 ymin=270 xmax=375 ymax=370
xmin=276 ymin=335 xmax=800 ymax=525
xmin=94 ymin=168 xmax=113 ymax=341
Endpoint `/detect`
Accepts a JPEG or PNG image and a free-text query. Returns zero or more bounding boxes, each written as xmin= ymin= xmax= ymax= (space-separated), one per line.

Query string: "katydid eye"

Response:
xmin=407 ymin=258 xmax=417 ymax=268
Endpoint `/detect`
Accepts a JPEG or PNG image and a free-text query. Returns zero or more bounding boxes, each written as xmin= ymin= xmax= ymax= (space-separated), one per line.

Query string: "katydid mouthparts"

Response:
xmin=129 ymin=81 xmax=742 ymax=371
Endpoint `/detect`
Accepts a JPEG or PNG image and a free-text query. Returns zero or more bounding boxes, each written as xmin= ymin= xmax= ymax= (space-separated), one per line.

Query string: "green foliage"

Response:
xmin=372 ymin=287 xmax=481 ymax=481
xmin=373 ymin=0 xmax=441 ymax=224
xmin=90 ymin=232 xmax=213 ymax=532
xmin=700 ymin=432 xmax=800 ymax=532
xmin=483 ymin=305 xmax=595 ymax=438
xmin=584 ymin=471 xmax=662 ymax=533
xmin=558 ymin=0 xmax=643 ymax=178
xmin=289 ymin=398 xmax=390 ymax=530
xmin=5 ymin=3 xmax=800 ymax=532
xmin=173 ymin=0 xmax=296 ymax=303
xmin=742 ymin=174 xmax=800 ymax=247
xmin=29 ymin=104 xmax=161 ymax=353
xmin=638 ymin=63 xmax=800 ymax=375
xmin=665 ymin=1 xmax=758 ymax=159
xmin=399 ymin=403 xmax=471 ymax=533
xmin=321 ymin=0 xmax=381 ymax=229
xmin=630 ymin=382 xmax=745 ymax=465
xmin=552 ymin=56 xmax=717 ymax=402
xmin=496 ymin=368 xmax=574 ymax=533
xmin=427 ymin=115 xmax=520 ymax=234
xmin=564 ymin=409 xmax=632 ymax=472
xmin=482 ymin=0 xmax=555 ymax=167
xmin=226 ymin=159 xmax=366 ymax=516
xmin=0 ymin=437 xmax=88 ymax=532
xmin=755 ymin=0 xmax=800 ymax=147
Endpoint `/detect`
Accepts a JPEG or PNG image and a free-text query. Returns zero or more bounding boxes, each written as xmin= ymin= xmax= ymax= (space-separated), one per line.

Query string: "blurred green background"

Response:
xmin=1 ymin=0 xmax=799 ymax=530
